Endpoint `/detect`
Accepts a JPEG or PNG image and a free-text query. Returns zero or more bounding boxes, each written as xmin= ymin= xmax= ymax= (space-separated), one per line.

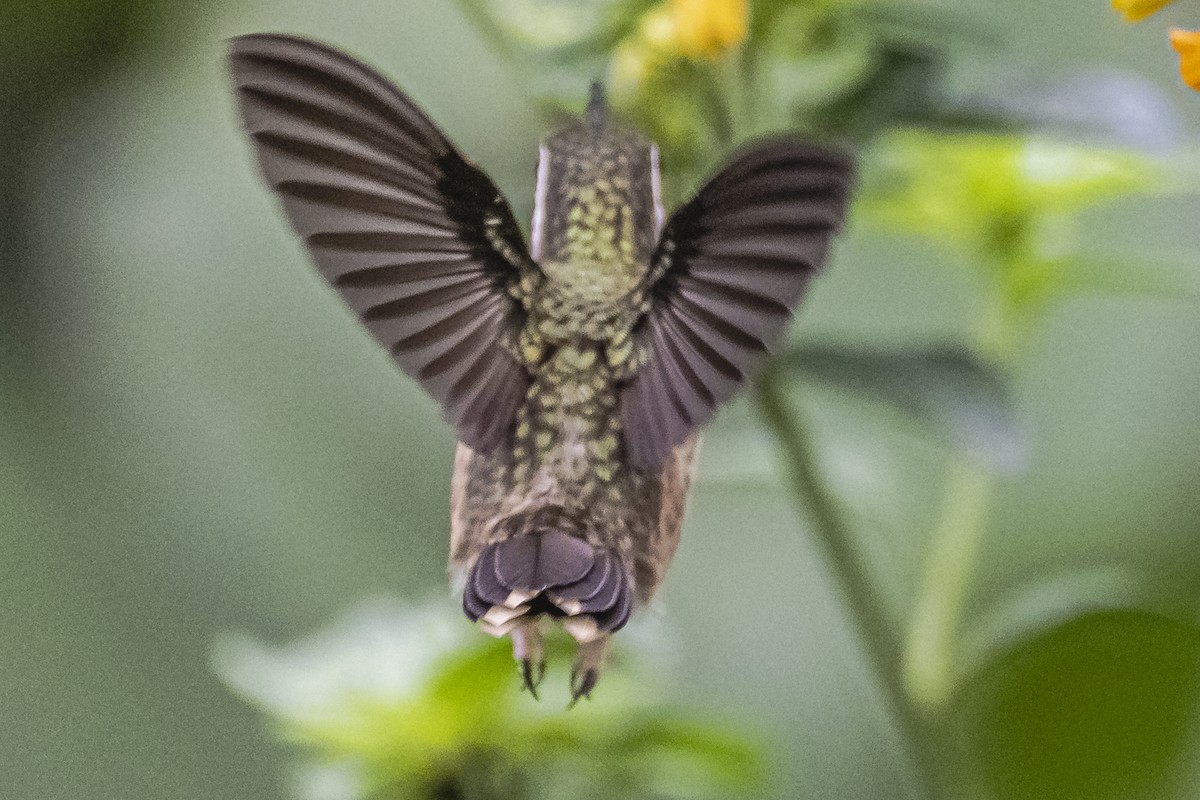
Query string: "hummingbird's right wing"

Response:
xmin=621 ymin=139 xmax=856 ymax=472
xmin=229 ymin=34 xmax=537 ymax=453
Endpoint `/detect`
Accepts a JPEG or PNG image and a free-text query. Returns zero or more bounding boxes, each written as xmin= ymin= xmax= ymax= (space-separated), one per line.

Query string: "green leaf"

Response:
xmin=957 ymin=565 xmax=1184 ymax=682
xmin=613 ymin=718 xmax=764 ymax=796
xmin=955 ymin=608 xmax=1200 ymax=800
xmin=215 ymin=598 xmax=768 ymax=800
xmin=858 ymin=131 xmax=1162 ymax=255
xmin=1050 ymin=254 xmax=1200 ymax=302
xmin=784 ymin=343 xmax=1026 ymax=472
xmin=763 ymin=27 xmax=876 ymax=117
xmin=425 ymin=636 xmax=519 ymax=710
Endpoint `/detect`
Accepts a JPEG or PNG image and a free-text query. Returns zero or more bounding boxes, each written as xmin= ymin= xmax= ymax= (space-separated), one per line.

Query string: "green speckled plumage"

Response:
xmin=450 ymin=105 xmax=673 ymax=609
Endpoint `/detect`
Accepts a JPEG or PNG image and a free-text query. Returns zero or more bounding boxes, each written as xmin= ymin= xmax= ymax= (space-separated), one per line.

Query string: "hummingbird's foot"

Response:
xmin=511 ymin=622 xmax=545 ymax=699
xmin=568 ymin=635 xmax=609 ymax=707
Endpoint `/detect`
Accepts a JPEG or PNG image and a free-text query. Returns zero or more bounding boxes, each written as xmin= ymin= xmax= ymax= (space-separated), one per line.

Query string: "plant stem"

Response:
xmin=904 ymin=271 xmax=1006 ymax=714
xmin=755 ymin=364 xmax=944 ymax=800
xmin=903 ymin=458 xmax=993 ymax=710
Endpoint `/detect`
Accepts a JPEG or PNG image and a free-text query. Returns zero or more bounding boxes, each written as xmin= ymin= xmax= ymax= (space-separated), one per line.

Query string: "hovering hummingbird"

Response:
xmin=229 ymin=33 xmax=854 ymax=703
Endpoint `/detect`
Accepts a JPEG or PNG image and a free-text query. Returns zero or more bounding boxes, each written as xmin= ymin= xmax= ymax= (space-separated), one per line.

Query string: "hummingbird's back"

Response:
xmin=451 ymin=98 xmax=682 ymax=647
xmin=531 ymin=91 xmax=661 ymax=287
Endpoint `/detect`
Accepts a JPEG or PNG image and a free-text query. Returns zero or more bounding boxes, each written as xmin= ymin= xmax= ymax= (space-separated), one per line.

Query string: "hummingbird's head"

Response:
xmin=530 ymin=84 xmax=663 ymax=288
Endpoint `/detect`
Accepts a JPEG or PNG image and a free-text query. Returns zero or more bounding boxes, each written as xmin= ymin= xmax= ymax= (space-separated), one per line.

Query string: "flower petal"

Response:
xmin=1112 ymin=0 xmax=1174 ymax=23
xmin=1170 ymin=29 xmax=1200 ymax=91
xmin=669 ymin=0 xmax=748 ymax=59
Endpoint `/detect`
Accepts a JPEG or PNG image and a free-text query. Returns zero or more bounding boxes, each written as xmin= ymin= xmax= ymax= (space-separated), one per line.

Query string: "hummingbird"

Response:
xmin=229 ymin=33 xmax=855 ymax=703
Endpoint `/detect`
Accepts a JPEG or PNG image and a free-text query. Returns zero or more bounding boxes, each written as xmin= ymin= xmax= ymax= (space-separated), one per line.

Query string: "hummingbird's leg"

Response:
xmin=511 ymin=620 xmax=545 ymax=699
xmin=568 ymin=635 xmax=610 ymax=707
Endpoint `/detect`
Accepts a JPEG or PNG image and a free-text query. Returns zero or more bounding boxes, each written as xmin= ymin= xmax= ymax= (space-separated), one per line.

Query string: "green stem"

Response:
xmin=902 ymin=459 xmax=993 ymax=710
xmin=755 ymin=364 xmax=944 ymax=800
xmin=904 ymin=269 xmax=1007 ymax=714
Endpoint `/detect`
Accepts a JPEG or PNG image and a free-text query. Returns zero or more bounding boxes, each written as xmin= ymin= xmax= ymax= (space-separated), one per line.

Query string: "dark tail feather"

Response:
xmin=463 ymin=530 xmax=632 ymax=635
xmin=493 ymin=530 xmax=593 ymax=591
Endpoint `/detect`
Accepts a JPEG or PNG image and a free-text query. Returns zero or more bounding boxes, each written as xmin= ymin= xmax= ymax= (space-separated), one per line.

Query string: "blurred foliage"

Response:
xmin=860 ymin=130 xmax=1165 ymax=355
xmin=959 ymin=609 xmax=1200 ymax=800
xmin=862 ymin=133 xmax=1158 ymax=249
xmin=217 ymin=600 xmax=760 ymax=800
xmin=784 ymin=343 xmax=1024 ymax=472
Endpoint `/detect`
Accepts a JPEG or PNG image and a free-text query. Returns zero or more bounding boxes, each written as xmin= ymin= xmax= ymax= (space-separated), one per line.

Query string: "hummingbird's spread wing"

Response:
xmin=621 ymin=139 xmax=856 ymax=471
xmin=229 ymin=34 xmax=535 ymax=453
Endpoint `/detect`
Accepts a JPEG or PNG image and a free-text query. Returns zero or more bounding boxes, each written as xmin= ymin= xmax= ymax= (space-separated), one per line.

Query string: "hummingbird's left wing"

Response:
xmin=229 ymin=34 xmax=537 ymax=453
xmin=621 ymin=139 xmax=856 ymax=471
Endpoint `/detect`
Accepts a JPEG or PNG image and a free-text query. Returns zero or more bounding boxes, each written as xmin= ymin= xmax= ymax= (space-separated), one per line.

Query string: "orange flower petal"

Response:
xmin=1170 ymin=29 xmax=1200 ymax=91
xmin=1112 ymin=0 xmax=1174 ymax=23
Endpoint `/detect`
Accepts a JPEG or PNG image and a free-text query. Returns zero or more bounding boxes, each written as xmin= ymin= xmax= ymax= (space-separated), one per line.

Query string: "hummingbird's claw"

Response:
xmin=519 ymin=658 xmax=544 ymax=700
xmin=567 ymin=635 xmax=609 ymax=708
xmin=568 ymin=666 xmax=598 ymax=707
xmin=511 ymin=621 xmax=545 ymax=700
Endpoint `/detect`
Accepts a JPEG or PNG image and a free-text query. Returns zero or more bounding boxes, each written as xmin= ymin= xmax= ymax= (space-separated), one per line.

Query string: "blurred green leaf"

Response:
xmin=426 ymin=635 xmax=522 ymax=711
xmin=763 ymin=24 xmax=876 ymax=121
xmin=856 ymin=130 xmax=1170 ymax=348
xmin=784 ymin=343 xmax=1026 ymax=472
xmin=958 ymin=566 xmax=1187 ymax=682
xmin=860 ymin=131 xmax=1161 ymax=255
xmin=614 ymin=719 xmax=763 ymax=797
xmin=799 ymin=44 xmax=948 ymax=140
xmin=215 ymin=598 xmax=763 ymax=800
xmin=748 ymin=0 xmax=1007 ymax=141
xmin=956 ymin=609 xmax=1200 ymax=800
xmin=1050 ymin=254 xmax=1200 ymax=301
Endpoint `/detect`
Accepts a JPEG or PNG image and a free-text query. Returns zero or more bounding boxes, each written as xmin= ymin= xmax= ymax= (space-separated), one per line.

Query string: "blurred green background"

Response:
xmin=5 ymin=1 xmax=1200 ymax=799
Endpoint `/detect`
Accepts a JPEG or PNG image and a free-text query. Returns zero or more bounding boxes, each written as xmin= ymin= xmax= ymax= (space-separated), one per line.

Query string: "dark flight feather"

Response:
xmin=622 ymin=139 xmax=856 ymax=471
xmin=229 ymin=33 xmax=535 ymax=453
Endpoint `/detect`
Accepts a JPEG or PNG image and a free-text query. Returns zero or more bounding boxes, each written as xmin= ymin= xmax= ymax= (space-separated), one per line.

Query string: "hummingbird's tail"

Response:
xmin=462 ymin=526 xmax=632 ymax=642
xmin=460 ymin=509 xmax=632 ymax=703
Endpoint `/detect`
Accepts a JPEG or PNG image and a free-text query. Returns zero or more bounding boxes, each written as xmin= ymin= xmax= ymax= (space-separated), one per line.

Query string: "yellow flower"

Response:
xmin=668 ymin=0 xmax=748 ymax=59
xmin=611 ymin=0 xmax=748 ymax=93
xmin=1170 ymin=29 xmax=1200 ymax=90
xmin=611 ymin=6 xmax=674 ymax=92
xmin=1112 ymin=0 xmax=1174 ymax=23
